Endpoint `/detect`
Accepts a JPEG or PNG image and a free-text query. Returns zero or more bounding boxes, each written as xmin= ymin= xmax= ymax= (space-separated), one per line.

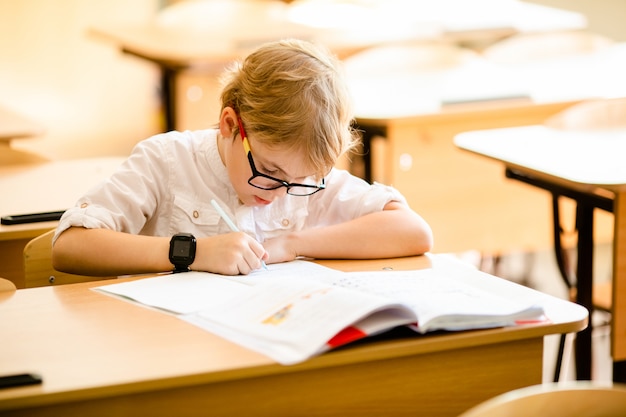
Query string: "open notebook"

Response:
xmin=94 ymin=255 xmax=546 ymax=365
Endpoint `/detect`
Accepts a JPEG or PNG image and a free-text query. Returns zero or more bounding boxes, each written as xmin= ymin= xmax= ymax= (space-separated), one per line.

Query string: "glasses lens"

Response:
xmin=248 ymin=169 xmax=325 ymax=196
xmin=249 ymin=176 xmax=284 ymax=190
xmin=287 ymin=186 xmax=320 ymax=196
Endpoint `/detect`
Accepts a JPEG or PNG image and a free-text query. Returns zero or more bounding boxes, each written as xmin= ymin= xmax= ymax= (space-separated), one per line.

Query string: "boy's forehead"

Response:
xmin=254 ymin=141 xmax=318 ymax=178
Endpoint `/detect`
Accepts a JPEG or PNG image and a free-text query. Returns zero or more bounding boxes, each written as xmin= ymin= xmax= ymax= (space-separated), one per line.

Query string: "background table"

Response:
xmin=350 ymin=42 xmax=626 ymax=255
xmin=0 ymin=105 xmax=45 ymax=143
xmin=89 ymin=0 xmax=586 ymax=131
xmin=0 ymin=105 xmax=47 ymax=166
xmin=455 ymin=125 xmax=626 ymax=382
xmin=0 ymin=254 xmax=587 ymax=417
xmin=88 ymin=1 xmax=592 ymax=257
xmin=0 ymin=157 xmax=125 ymax=287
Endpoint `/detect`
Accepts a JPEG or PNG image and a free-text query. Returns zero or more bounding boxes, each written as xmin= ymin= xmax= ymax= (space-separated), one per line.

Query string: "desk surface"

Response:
xmin=349 ymin=43 xmax=626 ymax=122
xmin=0 ymin=157 xmax=125 ymax=241
xmin=0 ymin=106 xmax=45 ymax=142
xmin=90 ymin=0 xmax=585 ymax=68
xmin=455 ymin=125 xmax=626 ymax=189
xmin=0 ymin=255 xmax=587 ymax=416
xmin=454 ymin=124 xmax=626 ymax=370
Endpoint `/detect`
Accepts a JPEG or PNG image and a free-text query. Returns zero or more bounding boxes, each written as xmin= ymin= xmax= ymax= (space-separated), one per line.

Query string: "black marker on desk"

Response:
xmin=1 ymin=210 xmax=65 ymax=225
xmin=0 ymin=373 xmax=42 ymax=389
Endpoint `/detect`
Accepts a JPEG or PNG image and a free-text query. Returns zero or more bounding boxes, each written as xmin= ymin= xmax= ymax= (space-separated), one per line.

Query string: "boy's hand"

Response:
xmin=262 ymin=235 xmax=298 ymax=265
xmin=195 ymin=232 xmax=267 ymax=275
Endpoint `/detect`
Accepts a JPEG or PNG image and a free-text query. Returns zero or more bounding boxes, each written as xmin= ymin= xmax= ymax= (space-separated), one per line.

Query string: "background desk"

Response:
xmin=0 ymin=255 xmax=586 ymax=417
xmin=0 ymin=105 xmax=47 ymax=166
xmin=351 ymin=43 xmax=626 ymax=255
xmin=89 ymin=1 xmax=590 ymax=256
xmin=0 ymin=157 xmax=124 ymax=288
xmin=89 ymin=0 xmax=585 ymax=132
xmin=356 ymin=99 xmax=578 ymax=255
xmin=88 ymin=0 xmax=437 ymax=132
xmin=454 ymin=125 xmax=626 ymax=382
xmin=0 ymin=105 xmax=45 ymax=143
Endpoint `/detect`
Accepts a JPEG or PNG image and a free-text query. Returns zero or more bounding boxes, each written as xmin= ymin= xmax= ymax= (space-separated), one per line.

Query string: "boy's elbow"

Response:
xmin=51 ymin=231 xmax=81 ymax=274
xmin=414 ymin=214 xmax=435 ymax=255
xmin=415 ymin=228 xmax=434 ymax=255
xmin=410 ymin=216 xmax=434 ymax=255
xmin=51 ymin=244 xmax=71 ymax=273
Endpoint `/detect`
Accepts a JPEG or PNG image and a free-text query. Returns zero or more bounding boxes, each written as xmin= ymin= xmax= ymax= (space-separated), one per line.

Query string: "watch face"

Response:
xmin=169 ymin=234 xmax=196 ymax=269
xmin=171 ymin=239 xmax=192 ymax=259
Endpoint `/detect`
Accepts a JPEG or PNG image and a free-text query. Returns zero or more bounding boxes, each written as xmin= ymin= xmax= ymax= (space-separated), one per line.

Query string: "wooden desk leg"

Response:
xmin=161 ymin=67 xmax=177 ymax=132
xmin=575 ymin=202 xmax=593 ymax=380
xmin=612 ymin=192 xmax=626 ymax=382
xmin=356 ymin=123 xmax=387 ymax=183
xmin=121 ymin=49 xmax=179 ymax=132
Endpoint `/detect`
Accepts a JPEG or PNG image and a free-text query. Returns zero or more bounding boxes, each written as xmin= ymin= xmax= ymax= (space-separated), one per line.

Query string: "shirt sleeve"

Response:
xmin=53 ymin=135 xmax=170 ymax=243
xmin=304 ymin=168 xmax=408 ymax=227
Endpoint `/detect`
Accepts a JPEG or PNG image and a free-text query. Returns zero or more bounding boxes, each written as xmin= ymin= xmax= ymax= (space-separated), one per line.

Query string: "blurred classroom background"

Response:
xmin=3 ymin=0 xmax=625 ymax=268
xmin=2 ymin=0 xmax=626 ymax=383
xmin=1 ymin=0 xmax=624 ymax=160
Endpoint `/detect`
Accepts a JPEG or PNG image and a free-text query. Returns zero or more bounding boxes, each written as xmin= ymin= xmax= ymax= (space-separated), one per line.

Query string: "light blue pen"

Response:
xmin=210 ymin=199 xmax=268 ymax=270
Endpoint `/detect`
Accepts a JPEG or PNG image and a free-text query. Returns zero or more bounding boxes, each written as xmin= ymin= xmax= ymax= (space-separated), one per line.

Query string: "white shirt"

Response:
xmin=54 ymin=129 xmax=407 ymax=243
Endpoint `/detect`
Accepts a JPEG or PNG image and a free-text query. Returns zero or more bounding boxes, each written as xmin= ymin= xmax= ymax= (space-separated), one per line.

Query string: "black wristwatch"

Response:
xmin=169 ymin=233 xmax=197 ymax=273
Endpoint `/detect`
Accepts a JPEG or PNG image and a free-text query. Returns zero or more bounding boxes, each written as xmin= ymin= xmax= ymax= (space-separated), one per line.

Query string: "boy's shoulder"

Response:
xmin=147 ymin=128 xmax=216 ymax=143
xmin=138 ymin=128 xmax=217 ymax=153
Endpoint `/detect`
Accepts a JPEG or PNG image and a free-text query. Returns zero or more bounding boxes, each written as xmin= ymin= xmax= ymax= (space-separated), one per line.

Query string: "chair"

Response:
xmin=342 ymin=41 xmax=477 ymax=77
xmin=545 ymin=97 xmax=626 ymax=130
xmin=458 ymin=382 xmax=626 ymax=417
xmin=23 ymin=230 xmax=112 ymax=288
xmin=0 ymin=277 xmax=16 ymax=292
xmin=483 ymin=30 xmax=615 ymax=64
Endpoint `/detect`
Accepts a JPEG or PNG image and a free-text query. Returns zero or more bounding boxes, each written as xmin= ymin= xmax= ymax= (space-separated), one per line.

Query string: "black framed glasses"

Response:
xmin=237 ymin=117 xmax=325 ymax=196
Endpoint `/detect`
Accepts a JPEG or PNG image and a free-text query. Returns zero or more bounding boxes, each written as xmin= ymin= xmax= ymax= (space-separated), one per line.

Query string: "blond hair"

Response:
xmin=220 ymin=39 xmax=359 ymax=178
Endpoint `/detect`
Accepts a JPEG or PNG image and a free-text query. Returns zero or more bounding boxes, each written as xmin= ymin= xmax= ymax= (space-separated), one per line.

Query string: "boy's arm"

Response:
xmin=52 ymin=227 xmax=267 ymax=276
xmin=263 ymin=201 xmax=433 ymax=263
xmin=52 ymin=227 xmax=173 ymax=276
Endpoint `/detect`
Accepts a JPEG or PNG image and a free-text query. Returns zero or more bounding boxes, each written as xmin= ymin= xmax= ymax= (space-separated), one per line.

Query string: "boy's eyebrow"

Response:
xmin=261 ymin=157 xmax=314 ymax=181
xmin=260 ymin=158 xmax=288 ymax=175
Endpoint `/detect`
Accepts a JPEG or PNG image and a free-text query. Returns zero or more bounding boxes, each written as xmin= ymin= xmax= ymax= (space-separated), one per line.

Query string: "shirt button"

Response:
xmin=80 ymin=203 xmax=88 ymax=208
xmin=193 ymin=210 xmax=199 ymax=219
xmin=281 ymin=219 xmax=290 ymax=227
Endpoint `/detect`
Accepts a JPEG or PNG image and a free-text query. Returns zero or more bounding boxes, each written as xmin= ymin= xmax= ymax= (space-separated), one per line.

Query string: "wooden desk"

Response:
xmin=0 ymin=254 xmax=586 ymax=417
xmin=454 ymin=125 xmax=626 ymax=382
xmin=352 ymin=43 xmax=626 ymax=255
xmin=87 ymin=2 xmax=590 ymax=255
xmin=89 ymin=0 xmax=585 ymax=132
xmin=88 ymin=24 xmax=361 ymax=132
xmin=0 ymin=106 xmax=47 ymax=165
xmin=0 ymin=106 xmax=45 ymax=142
xmin=0 ymin=157 xmax=125 ymax=287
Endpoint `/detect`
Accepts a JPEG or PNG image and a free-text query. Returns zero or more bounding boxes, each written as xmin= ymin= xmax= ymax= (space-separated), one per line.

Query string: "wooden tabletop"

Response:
xmin=89 ymin=0 xmax=586 ymax=70
xmin=0 ymin=254 xmax=587 ymax=413
xmin=0 ymin=106 xmax=45 ymax=142
xmin=455 ymin=125 xmax=626 ymax=189
xmin=349 ymin=43 xmax=626 ymax=122
xmin=454 ymin=123 xmax=626 ymax=366
xmin=0 ymin=157 xmax=125 ymax=241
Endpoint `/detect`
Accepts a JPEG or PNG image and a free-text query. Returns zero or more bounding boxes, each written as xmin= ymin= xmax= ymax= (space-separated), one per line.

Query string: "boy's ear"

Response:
xmin=219 ymin=107 xmax=238 ymax=138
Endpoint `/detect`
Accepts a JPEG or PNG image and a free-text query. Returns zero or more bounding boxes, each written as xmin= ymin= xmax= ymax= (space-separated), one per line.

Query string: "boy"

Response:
xmin=52 ymin=39 xmax=433 ymax=276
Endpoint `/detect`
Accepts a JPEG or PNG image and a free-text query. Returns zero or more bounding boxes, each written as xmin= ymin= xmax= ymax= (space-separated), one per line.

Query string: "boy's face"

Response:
xmin=226 ymin=130 xmax=317 ymax=207
xmin=219 ymin=107 xmax=322 ymax=206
